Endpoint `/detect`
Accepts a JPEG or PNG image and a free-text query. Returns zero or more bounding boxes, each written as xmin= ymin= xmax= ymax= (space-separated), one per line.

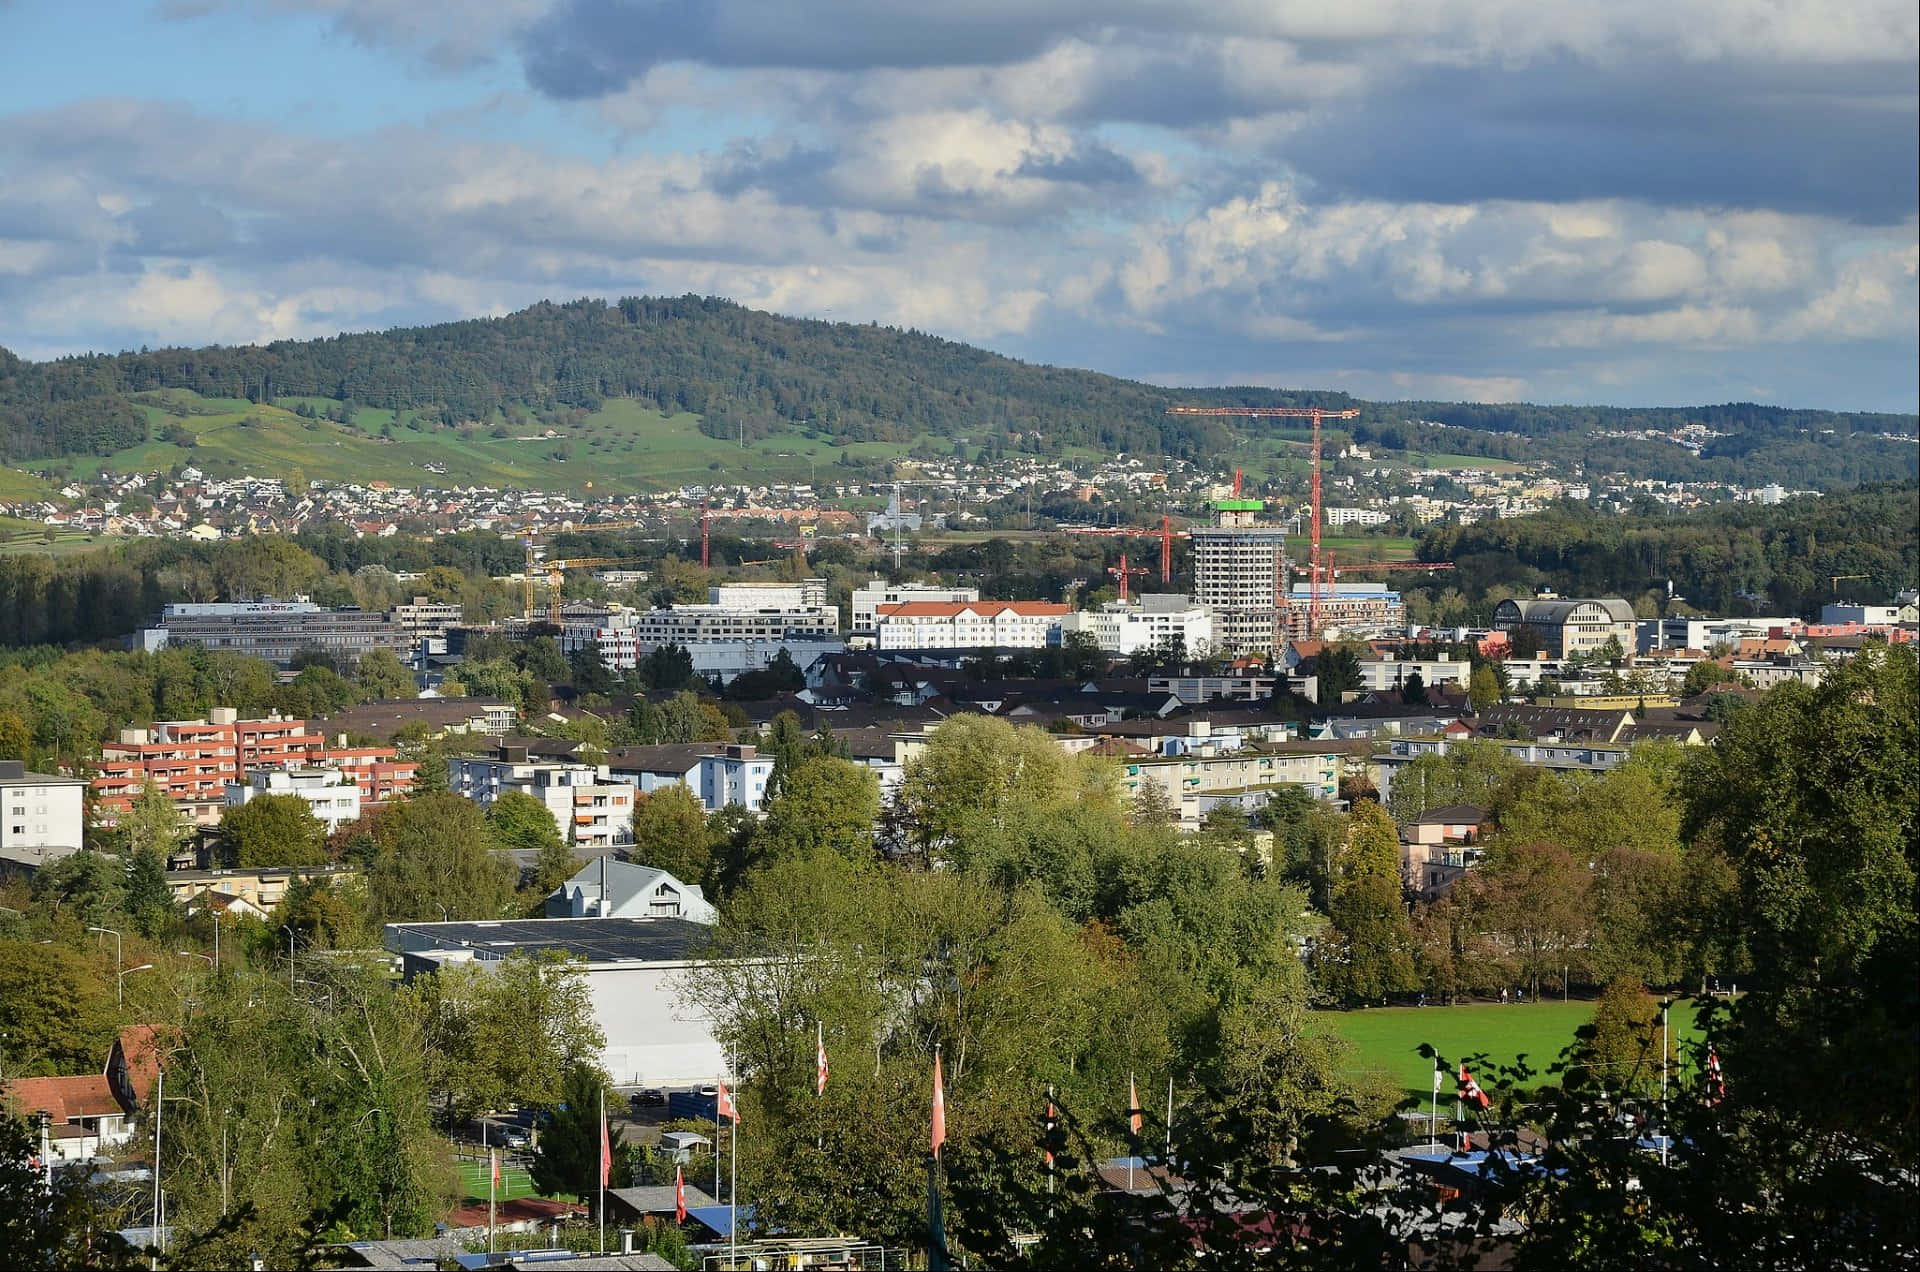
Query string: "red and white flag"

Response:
xmin=1706 ymin=1046 xmax=1726 ymax=1108
xmin=1457 ymin=1063 xmax=1491 ymax=1111
xmin=716 ymin=1079 xmax=739 ymax=1124
xmin=931 ymin=1048 xmax=947 ymax=1158
xmin=1044 ymin=1091 xmax=1056 ymax=1170
xmin=816 ymin=1022 xmax=830 ymax=1097
xmin=1128 ymin=1072 xmax=1142 ymax=1138
xmin=674 ymin=1163 xmax=688 ymax=1223
xmin=491 ymin=1148 xmax=502 ymax=1192
xmin=598 ymin=1108 xmax=612 ymax=1188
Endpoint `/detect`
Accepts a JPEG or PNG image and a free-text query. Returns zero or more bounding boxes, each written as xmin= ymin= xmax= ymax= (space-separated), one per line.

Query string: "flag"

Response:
xmin=1044 ymin=1091 xmax=1056 ymax=1171
xmin=1433 ymin=1064 xmax=1443 ymax=1098
xmin=816 ymin=1022 xmax=830 ymax=1097
xmin=931 ymin=1048 xmax=947 ymax=1158
xmin=1457 ymin=1063 xmax=1491 ymax=1111
xmin=716 ymin=1079 xmax=739 ymax=1124
xmin=1706 ymin=1046 xmax=1726 ymax=1107
xmin=674 ymin=1164 xmax=687 ymax=1223
xmin=491 ymin=1148 xmax=501 ymax=1192
xmin=598 ymin=1107 xmax=612 ymax=1188
xmin=1128 ymin=1072 xmax=1142 ymax=1138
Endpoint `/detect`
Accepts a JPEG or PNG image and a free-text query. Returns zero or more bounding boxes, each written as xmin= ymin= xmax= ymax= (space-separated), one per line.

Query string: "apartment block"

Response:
xmin=1059 ymin=594 xmax=1214 ymax=657
xmin=873 ymin=601 xmax=1067 ymax=650
xmin=851 ymin=579 xmax=980 ymax=634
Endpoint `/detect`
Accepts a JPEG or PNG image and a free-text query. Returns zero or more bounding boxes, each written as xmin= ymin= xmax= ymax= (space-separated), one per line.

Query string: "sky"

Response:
xmin=0 ymin=0 xmax=1915 ymax=411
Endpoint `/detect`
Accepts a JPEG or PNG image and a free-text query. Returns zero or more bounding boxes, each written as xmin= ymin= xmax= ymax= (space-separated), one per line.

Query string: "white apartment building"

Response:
xmin=448 ymin=753 xmax=634 ymax=849
xmin=1358 ymin=653 xmax=1471 ymax=694
xmin=874 ymin=601 xmax=1068 ymax=650
xmin=1323 ymin=507 xmax=1391 ymax=528
xmin=851 ymin=579 xmax=980 ymax=633
xmin=1639 ymin=615 xmax=1797 ymax=653
xmin=630 ymin=603 xmax=838 ymax=648
xmin=1059 ymin=594 xmax=1214 ymax=657
xmin=0 ymin=761 xmax=87 ymax=870
xmin=224 ymin=767 xmax=362 ymax=832
xmin=1190 ymin=522 xmax=1290 ymax=656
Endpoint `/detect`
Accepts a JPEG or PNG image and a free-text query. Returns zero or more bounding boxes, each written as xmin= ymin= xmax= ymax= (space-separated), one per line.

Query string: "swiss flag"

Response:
xmin=491 ymin=1149 xmax=501 ymax=1192
xmin=674 ymin=1163 xmax=687 ymax=1223
xmin=1128 ymin=1073 xmax=1142 ymax=1138
xmin=716 ymin=1079 xmax=740 ymax=1124
xmin=598 ymin=1109 xmax=612 ymax=1188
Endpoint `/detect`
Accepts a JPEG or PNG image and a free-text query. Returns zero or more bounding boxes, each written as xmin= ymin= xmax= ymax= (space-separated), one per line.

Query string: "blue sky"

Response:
xmin=1 ymin=0 xmax=1915 ymax=411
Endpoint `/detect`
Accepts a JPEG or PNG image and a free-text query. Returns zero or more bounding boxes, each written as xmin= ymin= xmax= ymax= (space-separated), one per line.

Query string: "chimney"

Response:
xmin=619 ymin=1230 xmax=636 ymax=1255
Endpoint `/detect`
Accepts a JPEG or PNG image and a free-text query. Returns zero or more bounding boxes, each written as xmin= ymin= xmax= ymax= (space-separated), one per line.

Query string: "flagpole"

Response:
xmin=729 ymin=1059 xmax=738 ymax=1272
xmin=485 ymin=1124 xmax=494 ymax=1254
xmin=1165 ymin=1076 xmax=1174 ymax=1158
xmin=1430 ymin=1063 xmax=1439 ymax=1149
xmin=1127 ymin=1071 xmax=1136 ymax=1192
xmin=1660 ymin=1000 xmax=1671 ymax=1166
xmin=597 ymin=1086 xmax=606 ymax=1255
xmin=1045 ymin=1084 xmax=1055 ymax=1222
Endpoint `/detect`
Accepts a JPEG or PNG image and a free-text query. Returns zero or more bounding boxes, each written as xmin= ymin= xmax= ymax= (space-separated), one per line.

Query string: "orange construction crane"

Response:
xmin=1108 ymin=552 xmax=1149 ymax=603
xmin=1169 ymin=405 xmax=1361 ymax=636
xmin=1059 ymin=513 xmax=1189 ymax=584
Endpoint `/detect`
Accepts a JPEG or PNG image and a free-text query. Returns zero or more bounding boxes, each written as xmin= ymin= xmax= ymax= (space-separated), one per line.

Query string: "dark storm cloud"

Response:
xmin=1279 ymin=58 xmax=1920 ymax=225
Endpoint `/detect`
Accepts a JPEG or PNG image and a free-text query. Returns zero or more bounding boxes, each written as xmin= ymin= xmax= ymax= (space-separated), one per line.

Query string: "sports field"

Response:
xmin=1321 ymin=999 xmax=1704 ymax=1104
xmin=456 ymin=1157 xmax=544 ymax=1201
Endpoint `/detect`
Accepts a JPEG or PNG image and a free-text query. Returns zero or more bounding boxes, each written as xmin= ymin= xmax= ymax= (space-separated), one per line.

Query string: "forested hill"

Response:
xmin=2 ymin=295 xmax=1914 ymax=486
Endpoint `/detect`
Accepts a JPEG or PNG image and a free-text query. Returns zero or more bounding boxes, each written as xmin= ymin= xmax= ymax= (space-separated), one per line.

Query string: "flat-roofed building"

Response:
xmin=0 ymin=760 xmax=87 ymax=874
xmin=874 ymin=601 xmax=1067 ymax=650
xmin=1060 ymin=594 xmax=1214 ymax=657
xmin=225 ymin=767 xmax=362 ymax=832
xmin=1190 ymin=512 xmax=1290 ymax=656
xmin=851 ymin=579 xmax=980 ymax=634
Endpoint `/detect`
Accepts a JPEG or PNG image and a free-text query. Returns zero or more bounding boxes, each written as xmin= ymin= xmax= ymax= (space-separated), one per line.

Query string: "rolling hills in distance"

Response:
xmin=2 ymin=295 xmax=1914 ymax=495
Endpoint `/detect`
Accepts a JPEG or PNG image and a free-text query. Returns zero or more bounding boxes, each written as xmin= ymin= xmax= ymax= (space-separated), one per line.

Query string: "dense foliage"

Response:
xmin=4 ymin=298 xmax=1911 ymax=484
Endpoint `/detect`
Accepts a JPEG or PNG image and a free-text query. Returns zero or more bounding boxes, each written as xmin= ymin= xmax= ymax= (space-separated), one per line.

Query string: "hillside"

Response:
xmin=3 ymin=296 xmax=1914 ymax=490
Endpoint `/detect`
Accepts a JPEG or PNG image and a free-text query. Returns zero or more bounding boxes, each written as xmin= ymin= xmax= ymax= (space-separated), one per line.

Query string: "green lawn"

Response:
xmin=457 ymin=1157 xmax=545 ymax=1202
xmin=1321 ymin=1000 xmax=1704 ymax=1104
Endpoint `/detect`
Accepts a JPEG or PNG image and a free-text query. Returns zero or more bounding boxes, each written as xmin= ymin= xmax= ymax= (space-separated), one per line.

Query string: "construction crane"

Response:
xmin=1059 ymin=514 xmax=1190 ymax=584
xmin=1830 ymin=574 xmax=1868 ymax=594
xmin=1169 ymin=405 xmax=1361 ymax=637
xmin=1107 ymin=553 xmax=1149 ymax=603
xmin=526 ymin=556 xmax=652 ymax=619
xmin=513 ymin=519 xmax=650 ymax=618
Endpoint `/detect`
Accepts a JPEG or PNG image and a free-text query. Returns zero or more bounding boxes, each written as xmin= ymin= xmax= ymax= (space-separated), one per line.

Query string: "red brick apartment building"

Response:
xmin=92 ymin=707 xmax=415 ymax=826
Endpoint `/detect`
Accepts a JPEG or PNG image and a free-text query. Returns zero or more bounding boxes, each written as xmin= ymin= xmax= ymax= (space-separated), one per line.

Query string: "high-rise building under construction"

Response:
xmin=1190 ymin=496 xmax=1290 ymax=656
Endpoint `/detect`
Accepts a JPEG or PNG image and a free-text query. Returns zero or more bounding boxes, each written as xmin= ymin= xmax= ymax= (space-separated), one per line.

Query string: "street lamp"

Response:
xmin=176 ymin=950 xmax=214 ymax=967
xmin=88 ymin=925 xmax=122 ymax=989
xmin=281 ymin=925 xmax=297 ymax=991
xmin=119 ymin=963 xmax=155 ymax=1008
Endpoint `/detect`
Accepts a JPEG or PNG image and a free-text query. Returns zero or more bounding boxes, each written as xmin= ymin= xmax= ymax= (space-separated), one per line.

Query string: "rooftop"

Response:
xmin=386 ymin=916 xmax=712 ymax=964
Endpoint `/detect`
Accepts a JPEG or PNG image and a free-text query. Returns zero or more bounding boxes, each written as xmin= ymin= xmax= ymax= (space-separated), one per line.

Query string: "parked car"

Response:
xmin=501 ymin=1128 xmax=532 ymax=1149
xmin=632 ymin=1088 xmax=666 ymax=1108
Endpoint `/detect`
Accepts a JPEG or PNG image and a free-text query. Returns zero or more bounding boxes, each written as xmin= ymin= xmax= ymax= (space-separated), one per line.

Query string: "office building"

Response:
xmin=1191 ymin=499 xmax=1291 ymax=656
xmin=1493 ymin=595 xmax=1639 ymax=658
xmin=136 ymin=599 xmax=418 ymax=666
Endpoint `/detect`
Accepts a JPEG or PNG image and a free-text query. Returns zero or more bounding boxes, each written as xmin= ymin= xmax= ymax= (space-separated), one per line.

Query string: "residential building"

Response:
xmin=2 ymin=1074 xmax=133 ymax=1164
xmin=605 ymin=742 xmax=778 ymax=813
xmin=1059 ymin=594 xmax=1214 ymax=657
xmin=447 ymin=748 xmax=633 ymax=849
xmin=708 ymin=578 xmax=828 ymax=611
xmin=1492 ymin=595 xmax=1638 ymax=658
xmin=1148 ymin=672 xmax=1277 ymax=704
xmin=386 ymin=917 xmax=724 ymax=1086
xmin=1190 ymin=513 xmax=1290 ymax=656
xmin=1323 ymin=507 xmax=1391 ymax=527
xmin=0 ymin=761 xmax=87 ymax=872
xmin=873 ymin=601 xmax=1067 ymax=650
xmin=629 ymin=601 xmax=838 ymax=648
xmin=1639 ymin=615 xmax=1797 ymax=653
xmin=1115 ymin=746 xmax=1341 ymax=832
xmin=92 ymin=709 xmax=407 ymax=826
xmin=851 ymin=579 xmax=980 ymax=634
xmin=1285 ymin=582 xmax=1406 ymax=640
xmin=1400 ymin=804 xmax=1488 ymax=899
xmin=164 ymin=862 xmax=359 ymax=911
xmin=225 ymin=767 xmax=363 ymax=832
xmin=1357 ymin=653 xmax=1471 ymax=694
xmin=545 ymin=859 xmax=717 ymax=923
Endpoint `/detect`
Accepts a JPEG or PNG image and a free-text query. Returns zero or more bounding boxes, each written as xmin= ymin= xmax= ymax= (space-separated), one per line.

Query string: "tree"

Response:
xmin=124 ymin=844 xmax=177 ymax=938
xmin=530 ymin=1062 xmax=621 ymax=1204
xmin=754 ymin=757 xmax=881 ymax=868
xmin=410 ymin=950 xmax=605 ymax=1124
xmin=1469 ymin=663 xmax=1503 ymax=711
xmin=0 ymin=939 xmax=120 ymax=1074
xmin=1574 ymin=976 xmax=1670 ymax=1096
xmin=28 ymin=850 xmax=125 ymax=926
xmin=1386 ymin=740 xmax=1521 ymax=825
xmin=628 ymin=785 xmax=711 ymax=883
xmin=1264 ymin=786 xmax=1348 ymax=910
xmin=219 ymin=792 xmax=330 ymax=868
xmin=355 ymin=648 xmax=416 ymax=700
xmin=365 ymin=793 xmax=517 ymax=922
xmin=0 ymin=1111 xmax=142 ymax=1269
xmin=1468 ymin=840 xmax=1590 ymax=999
xmin=1316 ymin=644 xmax=1364 ymax=703
xmin=1680 ymin=659 xmax=1748 ymax=697
xmin=1318 ymin=802 xmax=1419 ymax=1002
xmin=1401 ymin=669 xmax=1429 ymax=707
xmin=896 ymin=715 xmax=1072 ymax=853
xmin=120 ymin=776 xmax=186 ymax=861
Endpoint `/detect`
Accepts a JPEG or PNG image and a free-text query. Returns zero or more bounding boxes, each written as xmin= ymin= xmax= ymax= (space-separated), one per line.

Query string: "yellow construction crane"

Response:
xmin=1830 ymin=574 xmax=1868 ymax=594
xmin=525 ymin=556 xmax=653 ymax=620
xmin=516 ymin=521 xmax=649 ymax=618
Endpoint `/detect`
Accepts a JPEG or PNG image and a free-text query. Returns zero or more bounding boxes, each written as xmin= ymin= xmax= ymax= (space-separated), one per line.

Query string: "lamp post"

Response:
xmin=282 ymin=925 xmax=296 ymax=991
xmin=120 ymin=963 xmax=155 ymax=1007
xmin=177 ymin=951 xmax=213 ymax=967
xmin=88 ymin=925 xmax=122 ymax=1000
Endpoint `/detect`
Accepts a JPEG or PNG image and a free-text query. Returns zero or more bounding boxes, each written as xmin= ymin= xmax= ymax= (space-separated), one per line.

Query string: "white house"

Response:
xmin=546 ymin=859 xmax=718 ymax=924
xmin=224 ymin=767 xmax=362 ymax=832
xmin=447 ymin=751 xmax=633 ymax=849
xmin=0 ymin=761 xmax=88 ymax=873
xmin=851 ymin=579 xmax=980 ymax=634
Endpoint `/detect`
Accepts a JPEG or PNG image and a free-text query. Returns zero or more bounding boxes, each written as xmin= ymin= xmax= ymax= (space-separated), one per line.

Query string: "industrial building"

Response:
xmin=1492 ymin=595 xmax=1639 ymax=658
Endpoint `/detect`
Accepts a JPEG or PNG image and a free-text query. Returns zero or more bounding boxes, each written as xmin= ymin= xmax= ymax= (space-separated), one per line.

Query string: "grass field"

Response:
xmin=456 ymin=1158 xmax=545 ymax=1201
xmin=1322 ymin=1000 xmax=1704 ymax=1104
xmin=25 ymin=390 xmax=930 ymax=494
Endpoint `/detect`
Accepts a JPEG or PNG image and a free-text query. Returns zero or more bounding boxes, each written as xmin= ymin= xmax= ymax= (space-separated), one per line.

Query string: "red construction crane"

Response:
xmin=1108 ymin=552 xmax=1149 ymax=602
xmin=1059 ymin=514 xmax=1189 ymax=585
xmin=1168 ymin=404 xmax=1361 ymax=636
